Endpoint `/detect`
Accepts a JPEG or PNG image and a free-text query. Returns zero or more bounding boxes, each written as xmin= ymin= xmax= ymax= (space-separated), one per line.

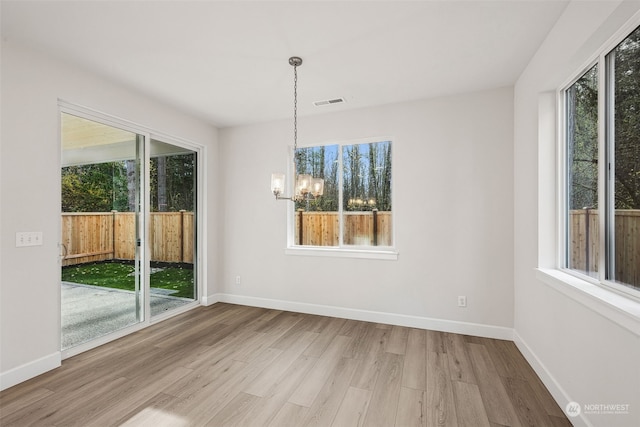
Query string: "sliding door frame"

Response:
xmin=59 ymin=100 xmax=206 ymax=358
xmin=147 ymin=134 xmax=203 ymax=323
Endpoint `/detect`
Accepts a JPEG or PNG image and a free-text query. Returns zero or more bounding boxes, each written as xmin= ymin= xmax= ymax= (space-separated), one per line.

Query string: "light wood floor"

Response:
xmin=0 ymin=303 xmax=571 ymax=426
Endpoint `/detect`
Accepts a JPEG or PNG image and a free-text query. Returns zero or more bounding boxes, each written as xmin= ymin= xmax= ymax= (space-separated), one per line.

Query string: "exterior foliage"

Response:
xmin=61 ymin=154 xmax=195 ymax=213
xmin=149 ymin=154 xmax=196 ymax=212
xmin=568 ymin=25 xmax=640 ymax=211
xmin=612 ymin=25 xmax=640 ymax=209
xmin=567 ymin=65 xmax=599 ymax=211
xmin=295 ymin=145 xmax=339 ymax=211
xmin=61 ymin=163 xmax=129 ymax=212
xmin=343 ymin=141 xmax=392 ymax=211
xmin=294 ymin=141 xmax=392 ymax=212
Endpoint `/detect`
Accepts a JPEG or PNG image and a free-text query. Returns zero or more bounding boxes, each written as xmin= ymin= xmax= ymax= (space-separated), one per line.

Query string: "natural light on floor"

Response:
xmin=120 ymin=408 xmax=189 ymax=427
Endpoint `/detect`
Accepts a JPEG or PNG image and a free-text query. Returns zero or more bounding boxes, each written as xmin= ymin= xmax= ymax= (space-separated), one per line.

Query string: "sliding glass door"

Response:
xmin=149 ymin=139 xmax=197 ymax=318
xmin=60 ymin=112 xmax=200 ymax=352
xmin=60 ymin=113 xmax=144 ymax=350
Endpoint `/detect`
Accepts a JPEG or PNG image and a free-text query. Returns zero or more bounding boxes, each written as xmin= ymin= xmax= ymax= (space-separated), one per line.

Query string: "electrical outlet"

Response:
xmin=235 ymin=275 xmax=241 ymax=285
xmin=457 ymin=296 xmax=467 ymax=308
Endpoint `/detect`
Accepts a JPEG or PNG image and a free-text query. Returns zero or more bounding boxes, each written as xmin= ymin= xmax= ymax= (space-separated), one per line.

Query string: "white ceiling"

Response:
xmin=1 ymin=0 xmax=569 ymax=128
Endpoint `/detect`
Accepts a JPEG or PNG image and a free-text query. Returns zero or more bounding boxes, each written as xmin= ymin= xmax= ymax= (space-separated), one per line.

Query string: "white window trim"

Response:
xmin=559 ymin=18 xmax=640 ymax=300
xmin=285 ymin=246 xmax=398 ymax=261
xmin=536 ymin=268 xmax=640 ymax=335
xmin=547 ymin=11 xmax=640 ymax=332
xmin=285 ymin=136 xmax=398 ymax=260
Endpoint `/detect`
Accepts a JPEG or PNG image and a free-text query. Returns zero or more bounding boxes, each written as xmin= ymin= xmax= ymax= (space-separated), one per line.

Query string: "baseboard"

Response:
xmin=201 ymin=294 xmax=218 ymax=306
xmin=210 ymin=293 xmax=514 ymax=340
xmin=513 ymin=331 xmax=590 ymax=427
xmin=0 ymin=352 xmax=61 ymax=391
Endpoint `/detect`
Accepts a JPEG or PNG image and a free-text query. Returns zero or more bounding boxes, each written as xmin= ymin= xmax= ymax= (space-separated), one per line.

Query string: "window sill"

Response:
xmin=285 ymin=246 xmax=399 ymax=260
xmin=536 ymin=268 xmax=640 ymax=336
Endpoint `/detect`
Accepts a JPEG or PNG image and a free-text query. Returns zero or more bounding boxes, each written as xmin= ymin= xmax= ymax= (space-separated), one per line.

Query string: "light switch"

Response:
xmin=16 ymin=232 xmax=43 ymax=247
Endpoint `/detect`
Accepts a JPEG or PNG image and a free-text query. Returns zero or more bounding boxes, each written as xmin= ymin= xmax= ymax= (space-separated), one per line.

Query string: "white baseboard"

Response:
xmin=210 ymin=293 xmax=514 ymax=340
xmin=201 ymin=294 xmax=218 ymax=306
xmin=0 ymin=352 xmax=61 ymax=391
xmin=513 ymin=331 xmax=590 ymax=427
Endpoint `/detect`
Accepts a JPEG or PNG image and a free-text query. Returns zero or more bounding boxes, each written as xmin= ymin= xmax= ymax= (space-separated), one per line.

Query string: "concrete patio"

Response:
xmin=61 ymin=282 xmax=193 ymax=349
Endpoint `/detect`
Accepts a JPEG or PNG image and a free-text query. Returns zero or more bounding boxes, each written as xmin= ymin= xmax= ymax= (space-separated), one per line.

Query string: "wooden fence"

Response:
xmin=63 ymin=210 xmax=391 ymax=267
xmin=61 ymin=211 xmax=194 ymax=266
xmin=63 ymin=209 xmax=636 ymax=285
xmin=294 ymin=210 xmax=392 ymax=246
xmin=569 ymin=209 xmax=640 ymax=287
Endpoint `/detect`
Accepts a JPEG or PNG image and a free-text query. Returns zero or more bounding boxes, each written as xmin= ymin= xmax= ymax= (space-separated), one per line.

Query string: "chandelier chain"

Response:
xmin=293 ymin=63 xmax=298 ymax=154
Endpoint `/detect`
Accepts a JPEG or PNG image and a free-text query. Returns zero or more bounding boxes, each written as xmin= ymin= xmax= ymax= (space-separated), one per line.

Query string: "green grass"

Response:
xmin=62 ymin=261 xmax=194 ymax=299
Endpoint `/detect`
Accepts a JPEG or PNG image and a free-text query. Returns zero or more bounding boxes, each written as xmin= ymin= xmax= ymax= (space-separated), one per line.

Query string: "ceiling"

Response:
xmin=1 ymin=0 xmax=569 ymax=128
xmin=61 ymin=113 xmax=195 ymax=166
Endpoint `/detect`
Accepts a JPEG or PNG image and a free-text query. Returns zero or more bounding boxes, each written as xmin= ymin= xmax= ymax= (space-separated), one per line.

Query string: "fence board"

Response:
xmin=615 ymin=210 xmax=640 ymax=288
xmin=114 ymin=212 xmax=136 ymax=261
xmin=294 ymin=211 xmax=392 ymax=247
xmin=376 ymin=212 xmax=392 ymax=246
xmin=569 ymin=209 xmax=640 ymax=288
xmin=182 ymin=212 xmax=194 ymax=263
xmin=150 ymin=213 xmax=182 ymax=262
xmin=568 ymin=209 xmax=599 ymax=275
xmin=61 ymin=213 xmax=114 ymax=266
xmin=62 ymin=211 xmax=194 ymax=266
xmin=344 ymin=212 xmax=371 ymax=246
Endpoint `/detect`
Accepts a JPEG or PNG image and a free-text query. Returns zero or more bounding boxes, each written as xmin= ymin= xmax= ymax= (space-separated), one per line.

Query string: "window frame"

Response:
xmin=558 ymin=18 xmax=640 ymax=302
xmin=285 ymin=136 xmax=398 ymax=260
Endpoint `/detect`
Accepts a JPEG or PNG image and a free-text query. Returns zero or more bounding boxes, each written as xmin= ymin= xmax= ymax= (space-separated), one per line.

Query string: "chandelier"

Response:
xmin=271 ymin=57 xmax=324 ymax=201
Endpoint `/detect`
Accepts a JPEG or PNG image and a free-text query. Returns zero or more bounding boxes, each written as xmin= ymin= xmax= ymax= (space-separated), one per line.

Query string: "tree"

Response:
xmin=61 ymin=163 xmax=128 ymax=212
xmin=613 ymin=25 xmax=640 ymax=209
xmin=343 ymin=144 xmax=363 ymax=210
xmin=293 ymin=142 xmax=392 ymax=213
xmin=343 ymin=141 xmax=391 ymax=211
xmin=294 ymin=145 xmax=339 ymax=211
xmin=125 ymin=160 xmax=137 ymax=212
xmin=62 ymin=153 xmax=196 ymax=213
xmin=150 ymin=153 xmax=195 ymax=211
xmin=156 ymin=156 xmax=167 ymax=212
xmin=568 ymin=65 xmax=599 ymax=210
xmin=568 ymin=27 xmax=640 ymax=211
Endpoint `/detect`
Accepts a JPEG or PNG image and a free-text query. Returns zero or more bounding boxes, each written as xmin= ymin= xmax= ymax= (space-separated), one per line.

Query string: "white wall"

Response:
xmin=0 ymin=41 xmax=220 ymax=389
xmin=219 ymin=87 xmax=514 ymax=335
xmin=514 ymin=1 xmax=640 ymax=426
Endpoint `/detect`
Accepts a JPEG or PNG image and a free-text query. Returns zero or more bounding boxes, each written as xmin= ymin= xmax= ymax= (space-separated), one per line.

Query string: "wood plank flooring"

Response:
xmin=0 ymin=303 xmax=572 ymax=426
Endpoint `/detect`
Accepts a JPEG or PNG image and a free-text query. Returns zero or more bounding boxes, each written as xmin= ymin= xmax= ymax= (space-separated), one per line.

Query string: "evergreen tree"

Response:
xmin=613 ymin=25 xmax=640 ymax=209
xmin=62 ymin=153 xmax=195 ymax=213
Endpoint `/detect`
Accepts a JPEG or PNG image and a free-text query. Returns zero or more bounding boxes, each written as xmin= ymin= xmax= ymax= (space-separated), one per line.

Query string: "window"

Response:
xmin=563 ymin=25 xmax=640 ymax=296
xmin=292 ymin=139 xmax=393 ymax=251
xmin=606 ymin=26 xmax=640 ymax=290
xmin=566 ymin=65 xmax=599 ymax=279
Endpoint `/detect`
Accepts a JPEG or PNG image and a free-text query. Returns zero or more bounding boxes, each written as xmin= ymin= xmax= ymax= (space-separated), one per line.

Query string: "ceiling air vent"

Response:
xmin=313 ymin=97 xmax=346 ymax=107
